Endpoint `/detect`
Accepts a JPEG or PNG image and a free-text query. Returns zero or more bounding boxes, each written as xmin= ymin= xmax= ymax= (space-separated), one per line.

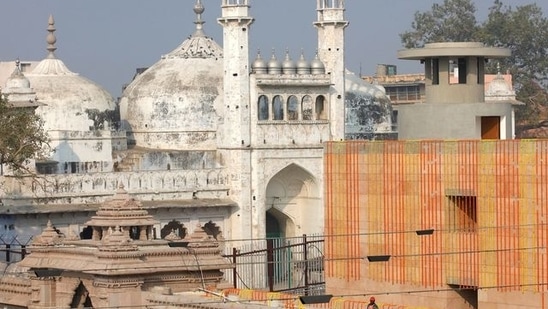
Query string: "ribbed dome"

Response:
xmin=296 ymin=52 xmax=311 ymax=75
xmin=119 ymin=6 xmax=224 ymax=150
xmin=282 ymin=51 xmax=296 ymax=75
xmin=251 ymin=51 xmax=268 ymax=74
xmin=267 ymin=52 xmax=282 ymax=74
xmin=310 ymin=53 xmax=326 ymax=74
xmin=345 ymin=70 xmax=393 ymax=139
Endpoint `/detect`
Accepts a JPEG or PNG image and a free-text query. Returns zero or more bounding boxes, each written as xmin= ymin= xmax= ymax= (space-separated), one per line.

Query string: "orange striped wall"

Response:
xmin=324 ymin=140 xmax=548 ymax=293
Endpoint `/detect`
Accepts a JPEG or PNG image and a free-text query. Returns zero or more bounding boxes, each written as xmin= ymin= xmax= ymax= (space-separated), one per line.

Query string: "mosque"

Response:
xmin=0 ymin=0 xmax=393 ymax=259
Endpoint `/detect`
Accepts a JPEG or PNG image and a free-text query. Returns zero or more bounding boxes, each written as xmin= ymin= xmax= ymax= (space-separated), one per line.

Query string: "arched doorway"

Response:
xmin=265 ymin=164 xmax=320 ymax=238
xmin=266 ymin=211 xmax=282 ymax=239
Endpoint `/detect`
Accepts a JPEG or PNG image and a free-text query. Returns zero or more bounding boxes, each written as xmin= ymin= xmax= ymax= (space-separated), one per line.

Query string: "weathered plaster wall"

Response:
xmin=47 ymin=130 xmax=120 ymax=173
xmin=1 ymin=169 xmax=230 ymax=206
xmin=114 ymin=150 xmax=219 ymax=172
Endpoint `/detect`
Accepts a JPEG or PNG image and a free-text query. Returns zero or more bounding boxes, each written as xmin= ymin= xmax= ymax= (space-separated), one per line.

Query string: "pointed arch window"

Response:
xmin=258 ymin=95 xmax=269 ymax=120
xmin=315 ymin=95 xmax=327 ymax=120
xmin=287 ymin=96 xmax=299 ymax=120
xmin=273 ymin=95 xmax=284 ymax=120
xmin=302 ymin=95 xmax=314 ymax=120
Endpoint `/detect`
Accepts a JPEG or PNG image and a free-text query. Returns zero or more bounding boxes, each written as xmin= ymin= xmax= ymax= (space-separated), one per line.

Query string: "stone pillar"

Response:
xmin=140 ymin=226 xmax=147 ymax=240
xmin=28 ymin=277 xmax=57 ymax=309
xmin=92 ymin=227 xmax=100 ymax=241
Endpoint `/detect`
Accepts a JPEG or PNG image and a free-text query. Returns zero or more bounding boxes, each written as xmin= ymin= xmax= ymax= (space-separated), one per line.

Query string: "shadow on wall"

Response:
xmin=53 ymin=140 xmax=80 ymax=174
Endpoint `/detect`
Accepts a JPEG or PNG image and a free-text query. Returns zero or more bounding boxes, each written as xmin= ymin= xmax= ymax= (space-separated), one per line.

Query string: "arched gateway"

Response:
xmin=265 ymin=164 xmax=321 ymax=238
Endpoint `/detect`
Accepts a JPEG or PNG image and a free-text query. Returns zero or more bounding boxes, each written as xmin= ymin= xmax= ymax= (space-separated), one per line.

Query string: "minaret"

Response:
xmin=314 ymin=0 xmax=348 ymax=140
xmin=217 ymin=0 xmax=255 ymax=240
xmin=217 ymin=0 xmax=254 ymax=148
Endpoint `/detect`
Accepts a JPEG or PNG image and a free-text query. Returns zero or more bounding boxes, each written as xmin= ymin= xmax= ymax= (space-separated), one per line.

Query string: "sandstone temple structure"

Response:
xmin=0 ymin=185 xmax=233 ymax=308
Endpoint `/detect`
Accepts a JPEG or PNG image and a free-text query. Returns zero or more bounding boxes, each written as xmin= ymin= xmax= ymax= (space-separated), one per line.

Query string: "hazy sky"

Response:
xmin=0 ymin=0 xmax=546 ymax=97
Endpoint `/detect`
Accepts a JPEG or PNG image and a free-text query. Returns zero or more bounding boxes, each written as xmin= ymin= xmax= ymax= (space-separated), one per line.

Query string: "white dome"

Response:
xmin=27 ymin=58 xmax=116 ymax=132
xmin=282 ymin=51 xmax=296 ymax=75
xmin=26 ymin=14 xmax=116 ymax=132
xmin=251 ymin=51 xmax=268 ymax=73
xmin=2 ymin=62 xmax=39 ymax=108
xmin=5 ymin=67 xmax=30 ymax=89
xmin=485 ymin=73 xmax=515 ymax=101
xmin=345 ymin=70 xmax=393 ymax=138
xmin=119 ymin=32 xmax=224 ymax=150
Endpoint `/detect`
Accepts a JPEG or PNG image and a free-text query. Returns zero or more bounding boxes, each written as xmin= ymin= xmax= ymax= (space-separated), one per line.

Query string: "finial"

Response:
xmin=313 ymin=50 xmax=321 ymax=62
xmin=271 ymin=48 xmax=276 ymax=59
xmin=46 ymin=14 xmax=57 ymax=59
xmin=193 ymin=0 xmax=206 ymax=36
xmin=11 ymin=58 xmax=24 ymax=77
xmin=496 ymin=62 xmax=501 ymax=76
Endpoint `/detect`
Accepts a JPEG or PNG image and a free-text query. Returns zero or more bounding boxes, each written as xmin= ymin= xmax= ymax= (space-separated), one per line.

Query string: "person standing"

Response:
xmin=367 ymin=296 xmax=379 ymax=309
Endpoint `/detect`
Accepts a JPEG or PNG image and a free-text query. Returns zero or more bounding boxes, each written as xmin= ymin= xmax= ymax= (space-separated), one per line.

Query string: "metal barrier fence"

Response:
xmin=222 ymin=234 xmax=325 ymax=295
xmin=0 ymin=234 xmax=32 ymax=263
xmin=0 ymin=233 xmax=325 ymax=294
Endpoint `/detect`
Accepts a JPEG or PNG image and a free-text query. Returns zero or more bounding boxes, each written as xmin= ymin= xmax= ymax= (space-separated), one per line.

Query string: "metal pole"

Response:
xmin=232 ymin=247 xmax=238 ymax=289
xmin=267 ymin=239 xmax=274 ymax=291
xmin=303 ymin=234 xmax=309 ymax=295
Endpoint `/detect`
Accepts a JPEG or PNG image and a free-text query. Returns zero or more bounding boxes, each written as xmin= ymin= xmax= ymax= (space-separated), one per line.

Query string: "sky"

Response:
xmin=0 ymin=0 xmax=546 ymax=98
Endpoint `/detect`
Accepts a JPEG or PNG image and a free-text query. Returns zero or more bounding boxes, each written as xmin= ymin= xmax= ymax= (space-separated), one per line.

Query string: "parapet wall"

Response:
xmin=1 ymin=168 xmax=230 ymax=206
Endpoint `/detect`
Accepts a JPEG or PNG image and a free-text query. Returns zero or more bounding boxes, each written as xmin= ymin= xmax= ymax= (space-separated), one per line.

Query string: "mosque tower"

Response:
xmin=314 ymin=0 xmax=348 ymax=140
xmin=217 ymin=0 xmax=255 ymax=239
xmin=217 ymin=0 xmax=254 ymax=148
